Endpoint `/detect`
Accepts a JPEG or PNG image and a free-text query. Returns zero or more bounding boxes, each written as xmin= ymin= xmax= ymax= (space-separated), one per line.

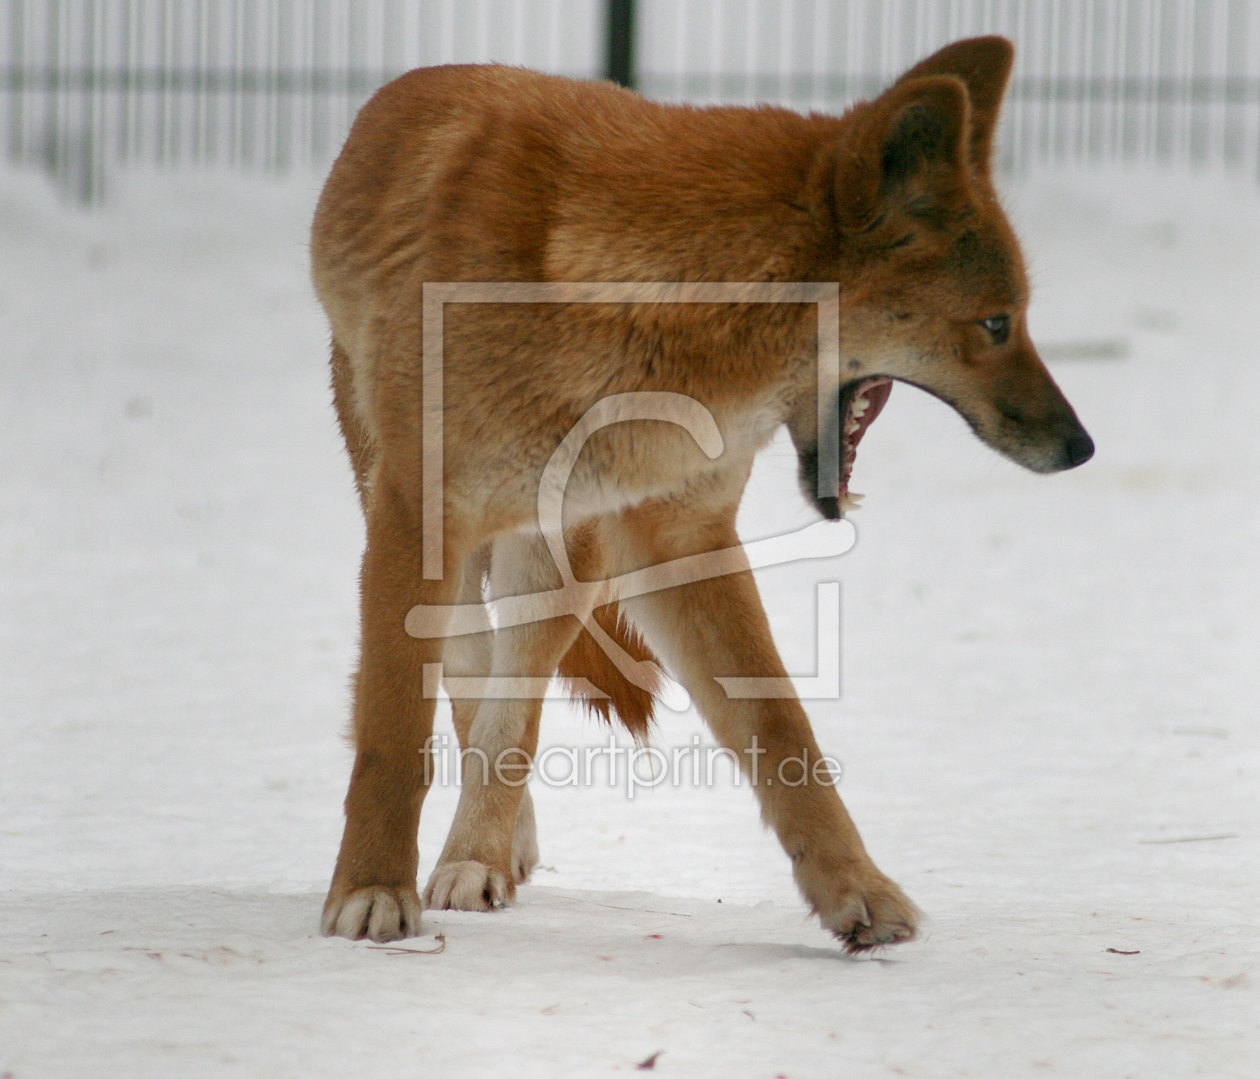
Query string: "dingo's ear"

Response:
xmin=878 ymin=76 xmax=970 ymax=192
xmin=827 ymin=75 xmax=969 ymax=235
xmin=895 ymin=36 xmax=1014 ymax=169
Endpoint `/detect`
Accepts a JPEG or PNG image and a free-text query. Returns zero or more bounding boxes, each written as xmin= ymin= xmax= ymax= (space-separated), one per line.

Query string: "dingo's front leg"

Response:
xmin=321 ymin=479 xmax=469 ymax=942
xmin=614 ymin=500 xmax=919 ymax=952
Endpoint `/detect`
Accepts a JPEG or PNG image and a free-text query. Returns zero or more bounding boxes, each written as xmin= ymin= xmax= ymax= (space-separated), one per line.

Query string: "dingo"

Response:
xmin=311 ymin=36 xmax=1092 ymax=951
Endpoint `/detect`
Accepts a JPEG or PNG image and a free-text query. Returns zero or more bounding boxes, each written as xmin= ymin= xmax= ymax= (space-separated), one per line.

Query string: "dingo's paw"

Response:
xmin=321 ymin=884 xmax=424 ymax=942
xmin=425 ymin=860 xmax=512 ymax=911
xmin=799 ymin=860 xmax=920 ymax=954
xmin=824 ymin=888 xmax=919 ymax=953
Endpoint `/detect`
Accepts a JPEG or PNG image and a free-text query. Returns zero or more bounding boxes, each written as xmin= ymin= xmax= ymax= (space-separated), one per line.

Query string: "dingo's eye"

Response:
xmin=980 ymin=315 xmax=1010 ymax=345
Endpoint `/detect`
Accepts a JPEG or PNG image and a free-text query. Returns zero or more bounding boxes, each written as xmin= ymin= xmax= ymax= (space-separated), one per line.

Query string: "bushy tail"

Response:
xmin=556 ymin=602 xmax=662 ymax=743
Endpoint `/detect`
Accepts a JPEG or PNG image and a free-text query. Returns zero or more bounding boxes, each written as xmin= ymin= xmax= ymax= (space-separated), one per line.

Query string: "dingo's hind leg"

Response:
xmin=322 ymin=474 xmax=472 ymax=942
xmin=441 ymin=544 xmax=541 ymax=886
xmin=425 ymin=529 xmax=601 ymax=910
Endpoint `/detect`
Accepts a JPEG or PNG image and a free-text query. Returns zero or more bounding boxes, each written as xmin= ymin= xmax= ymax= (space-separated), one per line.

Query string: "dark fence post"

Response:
xmin=605 ymin=0 xmax=636 ymax=88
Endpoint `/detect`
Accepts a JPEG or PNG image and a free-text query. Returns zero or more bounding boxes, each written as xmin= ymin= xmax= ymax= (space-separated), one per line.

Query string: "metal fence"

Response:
xmin=1 ymin=0 xmax=604 ymax=200
xmin=4 ymin=0 xmax=1260 ymax=203
xmin=639 ymin=0 xmax=1260 ymax=179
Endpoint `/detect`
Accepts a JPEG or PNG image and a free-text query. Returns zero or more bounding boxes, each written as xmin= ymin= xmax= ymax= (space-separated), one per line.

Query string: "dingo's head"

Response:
xmin=790 ymin=36 xmax=1093 ymax=520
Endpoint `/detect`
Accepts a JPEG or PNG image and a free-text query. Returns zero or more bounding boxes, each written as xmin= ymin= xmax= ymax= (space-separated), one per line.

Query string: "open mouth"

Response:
xmin=815 ymin=377 xmax=893 ymax=520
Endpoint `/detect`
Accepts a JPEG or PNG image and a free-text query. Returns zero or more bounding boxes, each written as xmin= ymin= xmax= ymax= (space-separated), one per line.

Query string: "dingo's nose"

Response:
xmin=1064 ymin=430 xmax=1094 ymax=468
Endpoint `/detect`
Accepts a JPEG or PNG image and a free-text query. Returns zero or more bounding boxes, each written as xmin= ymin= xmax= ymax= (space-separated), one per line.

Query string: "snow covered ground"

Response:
xmin=1 ymin=161 xmax=1257 ymax=1078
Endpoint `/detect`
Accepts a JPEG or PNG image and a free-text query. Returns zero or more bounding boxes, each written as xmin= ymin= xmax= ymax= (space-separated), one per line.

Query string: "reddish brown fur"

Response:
xmin=311 ymin=37 xmax=1091 ymax=951
xmin=556 ymin=603 xmax=660 ymax=742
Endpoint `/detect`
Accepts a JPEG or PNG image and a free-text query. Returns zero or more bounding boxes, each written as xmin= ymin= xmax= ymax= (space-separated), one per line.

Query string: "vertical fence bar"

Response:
xmin=154 ymin=0 xmax=165 ymax=165
xmin=1122 ymin=0 xmax=1139 ymax=162
xmin=173 ymin=0 xmax=186 ymax=165
xmin=384 ymin=0 xmax=403 ymax=85
xmin=1224 ymin=0 xmax=1243 ymax=167
xmin=119 ymin=0 xmax=130 ymax=163
xmin=346 ymin=0 xmax=365 ymax=146
xmin=243 ymin=0 xmax=258 ymax=167
xmin=1071 ymin=0 xmax=1087 ymax=165
xmin=207 ymin=0 xmax=220 ymax=166
xmin=82 ymin=0 xmax=99 ymax=201
xmin=1100 ymin=0 xmax=1120 ymax=165
xmin=310 ymin=0 xmax=325 ymax=167
xmin=7 ymin=0 xmax=25 ymax=163
xmin=262 ymin=0 xmax=272 ymax=172
xmin=272 ymin=0 xmax=290 ymax=171
xmin=1190 ymin=0 xmax=1210 ymax=167
xmin=1253 ymin=0 xmax=1260 ymax=185
xmin=191 ymin=0 xmax=202 ymax=165
xmin=605 ymin=0 xmax=635 ymax=87
xmin=1083 ymin=0 xmax=1098 ymax=164
xmin=808 ymin=0 xmax=826 ymax=110
xmin=1152 ymin=0 xmax=1169 ymax=164
xmin=46 ymin=0 xmax=60 ymax=182
xmin=1172 ymin=0 xmax=1190 ymax=166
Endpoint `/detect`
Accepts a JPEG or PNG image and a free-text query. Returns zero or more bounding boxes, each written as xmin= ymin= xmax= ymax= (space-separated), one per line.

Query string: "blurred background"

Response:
xmin=4 ymin=0 xmax=1260 ymax=204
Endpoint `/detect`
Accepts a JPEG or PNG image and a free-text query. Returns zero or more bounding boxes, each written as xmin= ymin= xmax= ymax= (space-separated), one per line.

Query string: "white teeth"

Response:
xmin=840 ymin=390 xmax=873 ymax=514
